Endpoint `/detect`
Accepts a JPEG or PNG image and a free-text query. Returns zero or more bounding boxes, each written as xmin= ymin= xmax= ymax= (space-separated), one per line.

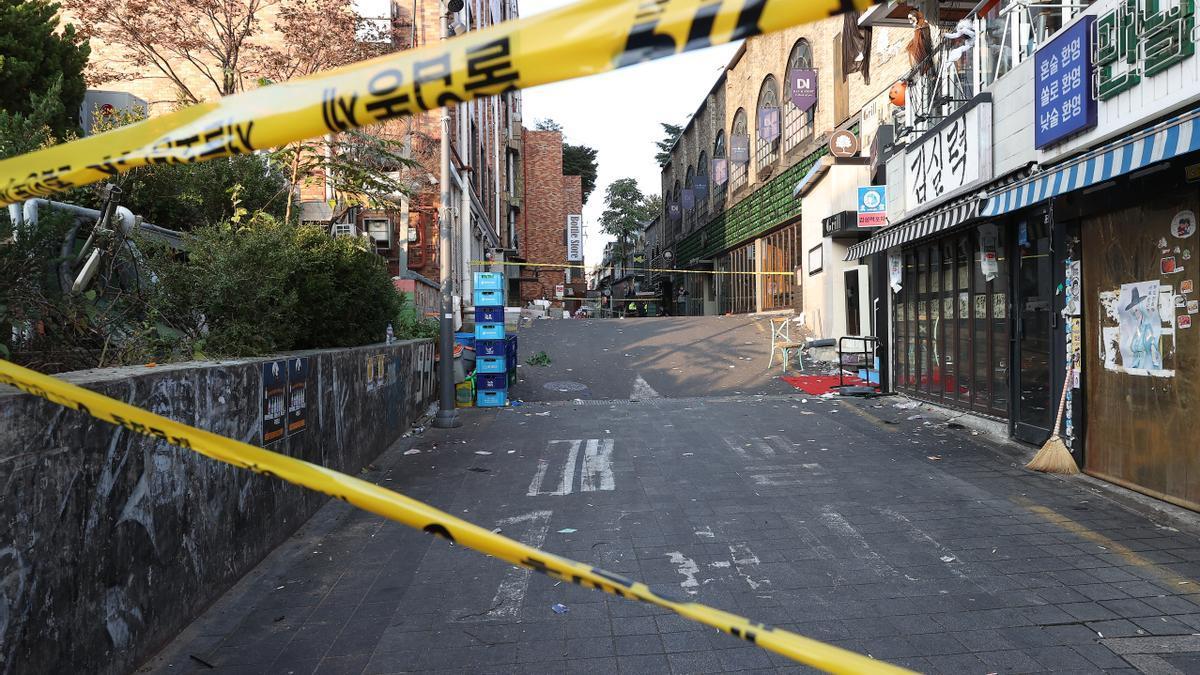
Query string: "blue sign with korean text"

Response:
xmin=857 ymin=186 xmax=887 ymax=228
xmin=1035 ymin=16 xmax=1097 ymax=149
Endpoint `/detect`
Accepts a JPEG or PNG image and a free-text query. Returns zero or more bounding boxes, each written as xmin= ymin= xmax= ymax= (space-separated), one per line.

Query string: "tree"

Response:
xmin=535 ymin=118 xmax=563 ymax=131
xmin=0 ymin=0 xmax=89 ymax=135
xmin=600 ymin=178 xmax=652 ymax=267
xmin=65 ymin=0 xmax=274 ymax=104
xmin=655 ymin=122 xmax=685 ymax=166
xmin=563 ymin=142 xmax=598 ymax=205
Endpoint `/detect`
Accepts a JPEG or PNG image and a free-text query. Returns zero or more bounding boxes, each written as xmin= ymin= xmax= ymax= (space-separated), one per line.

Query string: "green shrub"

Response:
xmin=145 ymin=214 xmax=403 ymax=358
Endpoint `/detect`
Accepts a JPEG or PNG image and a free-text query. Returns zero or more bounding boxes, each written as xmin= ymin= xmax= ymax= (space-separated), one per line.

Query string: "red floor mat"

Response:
xmin=780 ymin=374 xmax=874 ymax=396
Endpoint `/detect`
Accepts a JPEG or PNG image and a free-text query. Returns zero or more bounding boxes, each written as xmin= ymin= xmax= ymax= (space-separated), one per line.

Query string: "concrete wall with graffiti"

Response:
xmin=0 ymin=340 xmax=436 ymax=675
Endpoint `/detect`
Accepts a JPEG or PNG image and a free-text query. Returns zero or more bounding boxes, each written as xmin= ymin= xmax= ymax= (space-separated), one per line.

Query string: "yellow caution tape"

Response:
xmin=472 ymin=260 xmax=794 ymax=276
xmin=0 ymin=358 xmax=913 ymax=674
xmin=0 ymin=0 xmax=874 ymax=206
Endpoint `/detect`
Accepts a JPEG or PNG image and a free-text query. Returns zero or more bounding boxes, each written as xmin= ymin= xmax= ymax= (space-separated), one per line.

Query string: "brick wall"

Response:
xmin=518 ymin=129 xmax=582 ymax=308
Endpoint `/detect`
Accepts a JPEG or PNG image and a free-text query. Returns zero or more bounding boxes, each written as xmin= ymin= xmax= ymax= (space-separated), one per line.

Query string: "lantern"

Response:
xmin=888 ymin=80 xmax=907 ymax=107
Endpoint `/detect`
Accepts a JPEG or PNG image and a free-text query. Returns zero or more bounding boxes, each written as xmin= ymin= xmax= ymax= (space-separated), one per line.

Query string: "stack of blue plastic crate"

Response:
xmin=473 ymin=272 xmax=509 ymax=407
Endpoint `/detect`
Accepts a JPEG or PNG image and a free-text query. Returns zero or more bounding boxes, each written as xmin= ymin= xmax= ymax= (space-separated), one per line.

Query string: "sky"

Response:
xmin=517 ymin=0 xmax=741 ymax=271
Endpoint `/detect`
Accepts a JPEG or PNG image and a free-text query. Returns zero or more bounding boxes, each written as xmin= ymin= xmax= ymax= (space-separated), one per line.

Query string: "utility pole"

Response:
xmin=434 ymin=0 xmax=464 ymax=429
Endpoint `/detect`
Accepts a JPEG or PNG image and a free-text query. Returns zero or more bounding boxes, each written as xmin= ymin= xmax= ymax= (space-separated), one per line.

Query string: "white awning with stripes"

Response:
xmin=980 ymin=108 xmax=1200 ymax=218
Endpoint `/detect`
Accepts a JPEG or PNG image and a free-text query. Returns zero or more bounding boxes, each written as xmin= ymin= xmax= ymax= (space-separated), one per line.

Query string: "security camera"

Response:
xmin=446 ymin=0 xmax=464 ymax=11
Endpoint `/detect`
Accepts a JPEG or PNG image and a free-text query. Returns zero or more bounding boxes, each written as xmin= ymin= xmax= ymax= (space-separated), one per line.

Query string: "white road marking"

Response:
xmin=667 ymin=552 xmax=701 ymax=594
xmin=820 ymin=508 xmax=898 ymax=580
xmin=528 ymin=440 xmax=614 ymax=496
xmin=581 ymin=439 xmax=615 ymax=492
xmin=878 ymin=507 xmax=971 ymax=582
xmin=631 ymin=374 xmax=661 ymax=399
xmin=695 ymin=526 xmax=715 ymax=538
xmin=720 ymin=435 xmax=753 ymax=461
xmin=729 ymin=543 xmax=770 ymax=590
xmin=482 ymin=510 xmax=553 ymax=619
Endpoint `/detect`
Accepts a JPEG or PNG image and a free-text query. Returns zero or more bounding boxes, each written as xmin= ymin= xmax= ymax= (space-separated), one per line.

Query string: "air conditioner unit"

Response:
xmin=364 ymin=218 xmax=392 ymax=249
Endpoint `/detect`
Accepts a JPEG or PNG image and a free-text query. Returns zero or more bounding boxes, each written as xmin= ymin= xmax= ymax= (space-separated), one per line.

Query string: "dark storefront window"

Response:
xmin=893 ymin=225 xmax=1010 ymax=417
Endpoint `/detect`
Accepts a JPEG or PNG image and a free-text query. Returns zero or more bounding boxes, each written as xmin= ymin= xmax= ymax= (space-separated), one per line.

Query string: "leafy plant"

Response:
xmin=526 ymin=351 xmax=552 ymax=367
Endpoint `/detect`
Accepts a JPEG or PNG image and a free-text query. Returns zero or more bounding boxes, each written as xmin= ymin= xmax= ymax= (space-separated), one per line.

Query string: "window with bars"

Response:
xmin=730 ymin=109 xmax=748 ymax=192
xmin=755 ymin=76 xmax=781 ymax=172
xmin=784 ymin=39 xmax=816 ymax=153
xmin=760 ymin=222 xmax=801 ymax=311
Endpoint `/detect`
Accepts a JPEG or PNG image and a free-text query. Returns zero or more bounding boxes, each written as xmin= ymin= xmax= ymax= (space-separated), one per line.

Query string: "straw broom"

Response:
xmin=1026 ymin=367 xmax=1080 ymax=474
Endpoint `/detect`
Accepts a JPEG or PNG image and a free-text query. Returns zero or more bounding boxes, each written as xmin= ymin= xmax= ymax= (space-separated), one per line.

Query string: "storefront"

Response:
xmin=982 ymin=109 xmax=1200 ymax=509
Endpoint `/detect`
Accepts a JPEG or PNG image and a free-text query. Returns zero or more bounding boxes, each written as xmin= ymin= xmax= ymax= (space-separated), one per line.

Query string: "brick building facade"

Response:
xmin=515 ymin=129 xmax=585 ymax=311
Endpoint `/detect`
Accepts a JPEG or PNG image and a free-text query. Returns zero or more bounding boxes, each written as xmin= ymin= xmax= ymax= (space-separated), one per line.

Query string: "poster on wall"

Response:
xmin=1098 ymin=282 xmax=1176 ymax=376
xmin=888 ymin=253 xmax=903 ymax=292
xmin=287 ymin=357 xmax=309 ymax=436
xmin=1064 ymin=260 xmax=1081 ymax=316
xmin=262 ymin=360 xmax=287 ymax=445
xmin=979 ymin=223 xmax=999 ymax=281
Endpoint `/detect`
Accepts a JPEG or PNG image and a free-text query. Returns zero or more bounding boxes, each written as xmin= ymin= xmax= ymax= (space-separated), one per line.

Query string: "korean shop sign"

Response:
xmin=904 ymin=98 xmax=993 ymax=212
xmin=1035 ymin=17 xmax=1098 ymax=148
xmin=1097 ymin=0 xmax=1196 ymax=100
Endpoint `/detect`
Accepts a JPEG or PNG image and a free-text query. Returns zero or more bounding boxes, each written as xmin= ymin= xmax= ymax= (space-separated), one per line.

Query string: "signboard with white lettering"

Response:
xmin=758 ymin=107 xmax=781 ymax=142
xmin=857 ymin=186 xmax=887 ymax=228
xmin=904 ymin=102 xmax=992 ymax=212
xmin=730 ymin=134 xmax=750 ymax=163
xmin=789 ymin=68 xmax=818 ymax=111
xmin=1035 ymin=17 xmax=1097 ymax=148
xmin=1038 ymin=0 xmax=1199 ymax=163
xmin=566 ymin=214 xmax=583 ymax=262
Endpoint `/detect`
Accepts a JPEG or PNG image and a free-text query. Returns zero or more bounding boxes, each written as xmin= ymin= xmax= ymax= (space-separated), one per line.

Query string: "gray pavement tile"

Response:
xmin=665 ymin=650 xmax=724 ymax=673
xmin=660 ymin=631 xmax=709 ymax=654
xmin=903 ymin=632 xmax=968 ymax=656
xmin=563 ymin=657 xmax=620 ymax=674
xmin=362 ymin=648 xmax=424 ymax=674
xmin=515 ymin=639 xmax=568 ymax=663
xmin=563 ymin=637 xmax=614 ymax=659
xmin=654 ymin=614 xmax=705 ymax=634
xmin=1131 ymin=615 xmax=1197 ymax=635
xmin=887 ymin=614 xmax=945 ymax=635
xmin=312 ymin=654 xmax=370 ymax=675
xmin=1074 ymin=582 xmax=1132 ymax=601
xmin=976 ymin=648 xmax=1044 ymax=673
xmin=1100 ymin=597 xmax=1164 ymax=618
xmin=562 ymin=618 xmax=612 ymax=639
xmin=1024 ymin=645 xmax=1101 ymax=671
xmin=1086 ymin=619 xmax=1146 ymax=638
xmin=616 ymin=654 xmax=669 ymax=673
xmin=611 ymin=615 xmax=659 ymax=636
xmin=1017 ymin=604 xmax=1077 ymax=625
xmin=859 ymin=636 xmax=923 ymax=659
xmin=612 ymin=633 xmax=664 ymax=657
xmin=714 ymin=646 xmax=774 ymax=671
xmin=1072 ymin=643 xmax=1132 ymax=669
xmin=1142 ymin=594 xmax=1200 ymax=614
xmin=1042 ymin=623 xmax=1105 ymax=645
xmin=923 ymin=652 xmax=989 ymax=675
xmin=949 ymin=629 xmax=1017 ymax=652
xmin=1059 ymin=601 xmax=1120 ymax=621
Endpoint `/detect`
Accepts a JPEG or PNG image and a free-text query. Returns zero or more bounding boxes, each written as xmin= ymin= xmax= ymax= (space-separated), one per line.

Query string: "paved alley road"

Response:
xmin=146 ymin=318 xmax=1200 ymax=674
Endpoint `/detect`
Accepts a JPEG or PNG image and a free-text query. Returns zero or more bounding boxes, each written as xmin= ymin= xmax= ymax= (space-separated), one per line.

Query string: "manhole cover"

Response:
xmin=543 ymin=381 xmax=589 ymax=392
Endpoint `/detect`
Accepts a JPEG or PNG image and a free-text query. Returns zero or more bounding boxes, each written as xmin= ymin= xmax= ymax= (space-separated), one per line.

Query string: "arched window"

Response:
xmin=755 ymin=76 xmax=781 ymax=171
xmin=696 ymin=150 xmax=709 ymax=218
xmin=784 ymin=39 xmax=816 ymax=152
xmin=713 ymin=130 xmax=726 ymax=160
xmin=730 ymin=108 xmax=749 ymax=191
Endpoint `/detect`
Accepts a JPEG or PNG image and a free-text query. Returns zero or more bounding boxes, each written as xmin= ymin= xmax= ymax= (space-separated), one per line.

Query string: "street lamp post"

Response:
xmin=434 ymin=0 xmax=463 ymax=429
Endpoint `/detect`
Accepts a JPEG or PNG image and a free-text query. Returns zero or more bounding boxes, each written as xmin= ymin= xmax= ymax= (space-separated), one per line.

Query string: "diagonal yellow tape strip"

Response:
xmin=0 ymin=0 xmax=873 ymax=205
xmin=0 ymin=358 xmax=914 ymax=674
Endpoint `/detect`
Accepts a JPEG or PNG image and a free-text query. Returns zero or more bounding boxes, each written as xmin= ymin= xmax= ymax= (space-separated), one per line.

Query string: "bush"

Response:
xmin=145 ymin=214 xmax=403 ymax=358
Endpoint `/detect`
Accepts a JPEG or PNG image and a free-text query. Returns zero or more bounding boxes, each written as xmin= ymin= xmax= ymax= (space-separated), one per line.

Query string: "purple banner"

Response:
xmin=730 ymin=134 xmax=750 ymax=164
xmin=758 ymin=107 xmax=781 ymax=143
xmin=693 ymin=173 xmax=709 ymax=199
xmin=682 ymin=188 xmax=695 ymax=211
xmin=789 ymin=68 xmax=818 ymax=111
xmin=668 ymin=201 xmax=681 ymax=220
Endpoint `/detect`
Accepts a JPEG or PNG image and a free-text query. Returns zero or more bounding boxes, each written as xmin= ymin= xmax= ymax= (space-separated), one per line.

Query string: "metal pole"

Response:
xmin=433 ymin=5 xmax=460 ymax=429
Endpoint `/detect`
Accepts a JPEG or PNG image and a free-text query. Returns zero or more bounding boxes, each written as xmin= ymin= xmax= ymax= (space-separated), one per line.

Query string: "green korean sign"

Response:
xmin=1097 ymin=0 xmax=1196 ymax=100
